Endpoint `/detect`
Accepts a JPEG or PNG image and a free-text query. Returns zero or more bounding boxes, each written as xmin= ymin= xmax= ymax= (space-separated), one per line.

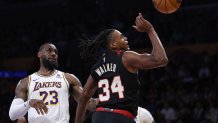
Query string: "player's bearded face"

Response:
xmin=42 ymin=56 xmax=58 ymax=70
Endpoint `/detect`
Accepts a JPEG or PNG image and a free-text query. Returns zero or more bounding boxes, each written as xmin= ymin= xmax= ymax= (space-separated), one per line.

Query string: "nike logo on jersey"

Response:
xmin=33 ymin=78 xmax=40 ymax=81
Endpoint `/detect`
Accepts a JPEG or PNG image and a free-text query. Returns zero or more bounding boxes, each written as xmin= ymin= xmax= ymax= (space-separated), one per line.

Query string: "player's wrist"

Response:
xmin=146 ymin=26 xmax=154 ymax=32
xmin=24 ymin=100 xmax=30 ymax=108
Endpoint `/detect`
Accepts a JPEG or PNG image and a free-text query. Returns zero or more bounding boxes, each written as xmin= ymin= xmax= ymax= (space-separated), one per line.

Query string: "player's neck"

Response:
xmin=37 ymin=67 xmax=56 ymax=76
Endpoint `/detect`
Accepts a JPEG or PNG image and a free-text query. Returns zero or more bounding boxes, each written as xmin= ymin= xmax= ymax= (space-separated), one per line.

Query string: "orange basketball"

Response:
xmin=152 ymin=0 xmax=182 ymax=14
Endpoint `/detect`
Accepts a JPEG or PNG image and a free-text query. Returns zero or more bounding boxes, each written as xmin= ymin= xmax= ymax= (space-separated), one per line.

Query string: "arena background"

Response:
xmin=0 ymin=0 xmax=218 ymax=123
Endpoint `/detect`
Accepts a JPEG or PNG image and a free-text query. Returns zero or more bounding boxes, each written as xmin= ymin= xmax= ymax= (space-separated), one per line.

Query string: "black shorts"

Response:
xmin=92 ymin=111 xmax=135 ymax=123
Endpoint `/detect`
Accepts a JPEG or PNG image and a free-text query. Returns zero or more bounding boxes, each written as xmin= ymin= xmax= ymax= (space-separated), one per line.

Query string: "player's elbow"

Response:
xmin=159 ymin=57 xmax=168 ymax=66
xmin=153 ymin=56 xmax=168 ymax=67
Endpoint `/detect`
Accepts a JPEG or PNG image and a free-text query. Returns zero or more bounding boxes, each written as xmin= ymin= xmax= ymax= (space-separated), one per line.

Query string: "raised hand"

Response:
xmin=29 ymin=99 xmax=48 ymax=115
xmin=133 ymin=13 xmax=153 ymax=33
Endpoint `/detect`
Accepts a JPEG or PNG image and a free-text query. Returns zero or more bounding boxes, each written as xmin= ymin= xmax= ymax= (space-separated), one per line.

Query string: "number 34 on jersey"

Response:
xmin=98 ymin=76 xmax=124 ymax=102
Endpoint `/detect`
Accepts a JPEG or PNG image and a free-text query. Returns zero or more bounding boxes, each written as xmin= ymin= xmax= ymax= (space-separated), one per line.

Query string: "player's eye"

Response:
xmin=47 ymin=49 xmax=52 ymax=52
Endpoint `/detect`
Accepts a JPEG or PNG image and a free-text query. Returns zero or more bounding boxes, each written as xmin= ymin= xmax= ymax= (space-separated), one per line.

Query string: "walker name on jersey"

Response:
xmin=95 ymin=63 xmax=116 ymax=76
xmin=33 ymin=82 xmax=62 ymax=91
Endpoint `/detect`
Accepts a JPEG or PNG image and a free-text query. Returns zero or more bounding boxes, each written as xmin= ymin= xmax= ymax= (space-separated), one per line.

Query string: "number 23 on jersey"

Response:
xmin=39 ymin=90 xmax=59 ymax=105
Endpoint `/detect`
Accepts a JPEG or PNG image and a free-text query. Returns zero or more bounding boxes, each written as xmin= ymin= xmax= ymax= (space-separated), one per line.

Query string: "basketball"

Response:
xmin=153 ymin=0 xmax=182 ymax=14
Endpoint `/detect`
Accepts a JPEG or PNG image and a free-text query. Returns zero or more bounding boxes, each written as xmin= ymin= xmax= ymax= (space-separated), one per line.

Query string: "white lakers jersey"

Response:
xmin=27 ymin=70 xmax=70 ymax=123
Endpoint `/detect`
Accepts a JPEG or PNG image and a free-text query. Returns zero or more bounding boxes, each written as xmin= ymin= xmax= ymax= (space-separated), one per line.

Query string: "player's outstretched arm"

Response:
xmin=75 ymin=75 xmax=97 ymax=123
xmin=125 ymin=13 xmax=168 ymax=70
xmin=9 ymin=78 xmax=48 ymax=121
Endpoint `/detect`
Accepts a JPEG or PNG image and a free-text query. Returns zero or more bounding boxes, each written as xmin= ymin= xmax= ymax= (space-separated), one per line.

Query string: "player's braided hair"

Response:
xmin=78 ymin=29 xmax=115 ymax=63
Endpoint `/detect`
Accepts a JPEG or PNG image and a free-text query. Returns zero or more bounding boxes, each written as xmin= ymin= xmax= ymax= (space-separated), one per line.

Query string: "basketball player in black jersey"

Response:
xmin=75 ymin=13 xmax=168 ymax=123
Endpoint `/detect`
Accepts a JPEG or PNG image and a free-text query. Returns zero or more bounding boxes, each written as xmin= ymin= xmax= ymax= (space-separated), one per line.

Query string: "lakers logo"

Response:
xmin=33 ymin=82 xmax=62 ymax=91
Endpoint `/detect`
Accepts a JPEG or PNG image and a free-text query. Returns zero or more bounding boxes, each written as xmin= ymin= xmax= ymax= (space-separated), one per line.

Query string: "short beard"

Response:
xmin=42 ymin=58 xmax=58 ymax=70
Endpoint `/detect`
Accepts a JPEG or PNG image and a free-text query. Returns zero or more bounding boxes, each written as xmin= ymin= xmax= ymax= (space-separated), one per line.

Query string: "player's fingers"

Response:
xmin=135 ymin=18 xmax=139 ymax=26
xmin=137 ymin=14 xmax=141 ymax=19
xmin=138 ymin=13 xmax=146 ymax=21
xmin=138 ymin=17 xmax=152 ymax=31
xmin=139 ymin=13 xmax=145 ymax=18
xmin=138 ymin=15 xmax=145 ymax=23
xmin=35 ymin=107 xmax=40 ymax=115
xmin=38 ymin=107 xmax=44 ymax=115
xmin=138 ymin=13 xmax=150 ymax=24
xmin=138 ymin=14 xmax=149 ymax=26
xmin=137 ymin=15 xmax=146 ymax=26
xmin=42 ymin=104 xmax=48 ymax=114
xmin=136 ymin=16 xmax=142 ymax=26
xmin=137 ymin=17 xmax=144 ymax=26
xmin=132 ymin=25 xmax=140 ymax=32
xmin=135 ymin=21 xmax=140 ymax=28
xmin=39 ymin=102 xmax=48 ymax=114
xmin=135 ymin=14 xmax=141 ymax=23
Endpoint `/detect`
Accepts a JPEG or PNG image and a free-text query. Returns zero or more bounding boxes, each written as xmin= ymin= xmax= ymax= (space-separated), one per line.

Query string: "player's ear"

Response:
xmin=37 ymin=51 xmax=42 ymax=58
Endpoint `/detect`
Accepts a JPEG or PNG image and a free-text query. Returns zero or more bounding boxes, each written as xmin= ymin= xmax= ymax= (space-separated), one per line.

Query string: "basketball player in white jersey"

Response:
xmin=9 ymin=43 xmax=98 ymax=123
xmin=135 ymin=107 xmax=155 ymax=123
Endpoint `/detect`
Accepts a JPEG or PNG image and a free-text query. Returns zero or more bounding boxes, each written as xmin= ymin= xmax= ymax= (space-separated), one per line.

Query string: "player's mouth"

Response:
xmin=49 ymin=58 xmax=57 ymax=62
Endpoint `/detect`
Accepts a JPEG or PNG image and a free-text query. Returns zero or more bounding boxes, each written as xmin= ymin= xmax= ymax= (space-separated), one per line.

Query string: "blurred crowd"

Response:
xmin=0 ymin=0 xmax=218 ymax=59
xmin=138 ymin=50 xmax=218 ymax=123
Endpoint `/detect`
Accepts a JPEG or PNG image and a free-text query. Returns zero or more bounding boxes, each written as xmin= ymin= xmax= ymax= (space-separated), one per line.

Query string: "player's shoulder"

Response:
xmin=63 ymin=72 xmax=76 ymax=79
xmin=15 ymin=76 xmax=31 ymax=90
xmin=63 ymin=72 xmax=81 ymax=86
xmin=122 ymin=50 xmax=140 ymax=63
xmin=19 ymin=76 xmax=30 ymax=84
xmin=123 ymin=50 xmax=139 ymax=57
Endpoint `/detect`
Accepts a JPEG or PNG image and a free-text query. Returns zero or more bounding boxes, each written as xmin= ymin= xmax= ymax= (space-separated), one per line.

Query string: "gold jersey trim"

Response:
xmin=35 ymin=70 xmax=58 ymax=77
xmin=62 ymin=72 xmax=70 ymax=89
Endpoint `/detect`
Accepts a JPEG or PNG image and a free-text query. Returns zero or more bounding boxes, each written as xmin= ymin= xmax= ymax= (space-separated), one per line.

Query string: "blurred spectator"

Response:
xmin=160 ymin=102 xmax=177 ymax=123
xmin=205 ymin=101 xmax=218 ymax=123
xmin=193 ymin=102 xmax=205 ymax=122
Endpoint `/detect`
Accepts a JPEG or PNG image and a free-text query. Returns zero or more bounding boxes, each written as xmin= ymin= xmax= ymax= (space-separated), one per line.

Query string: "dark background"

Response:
xmin=0 ymin=0 xmax=218 ymax=123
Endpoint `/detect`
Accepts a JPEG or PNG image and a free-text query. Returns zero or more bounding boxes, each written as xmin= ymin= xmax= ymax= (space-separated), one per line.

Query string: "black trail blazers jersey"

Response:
xmin=91 ymin=50 xmax=140 ymax=116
